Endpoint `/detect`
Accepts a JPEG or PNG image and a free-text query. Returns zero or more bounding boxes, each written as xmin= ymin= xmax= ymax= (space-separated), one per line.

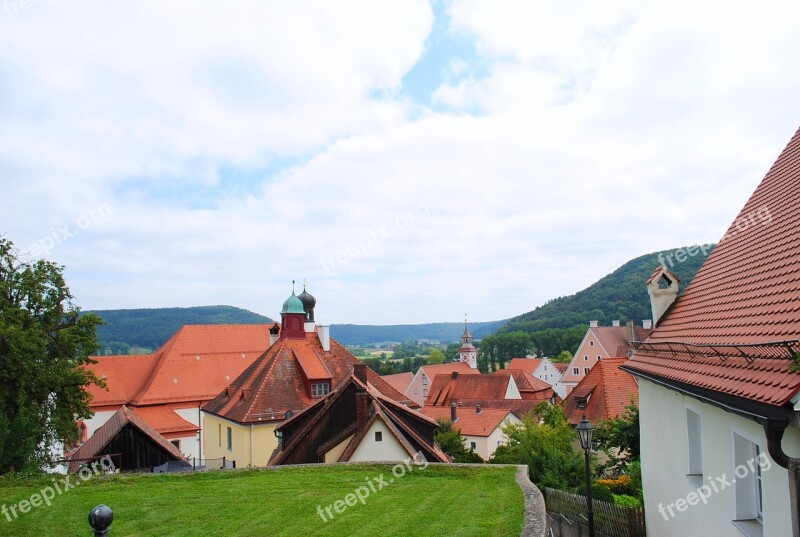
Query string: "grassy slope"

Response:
xmin=0 ymin=465 xmax=523 ymax=537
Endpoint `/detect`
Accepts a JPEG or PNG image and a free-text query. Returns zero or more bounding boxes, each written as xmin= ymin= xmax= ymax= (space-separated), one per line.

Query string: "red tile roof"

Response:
xmin=68 ymin=406 xmax=187 ymax=473
xmin=426 ymin=373 xmax=512 ymax=406
xmin=292 ymin=346 xmax=332 ymax=381
xmin=382 ymin=372 xmax=414 ymax=394
xmin=130 ymin=406 xmax=199 ymax=435
xmin=624 ymin=127 xmax=800 ymax=407
xmin=203 ymin=333 xmax=414 ymax=424
xmin=420 ymin=362 xmax=481 ymax=377
xmin=493 ymin=368 xmax=554 ymax=394
xmin=563 ymin=358 xmax=638 ymax=426
xmin=85 ymin=325 xmax=276 ymax=408
xmin=553 ymin=363 xmax=569 ymax=374
xmin=422 ymin=406 xmax=517 ymax=437
xmin=507 ymin=358 xmax=543 ymax=375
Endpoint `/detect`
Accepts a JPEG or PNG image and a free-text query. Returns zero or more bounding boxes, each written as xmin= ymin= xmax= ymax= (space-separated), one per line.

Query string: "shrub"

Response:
xmin=612 ymin=494 xmax=642 ymax=508
xmin=595 ymin=474 xmax=633 ymax=495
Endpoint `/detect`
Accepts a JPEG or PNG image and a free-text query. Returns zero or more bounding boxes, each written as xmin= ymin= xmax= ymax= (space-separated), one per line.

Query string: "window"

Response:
xmin=597 ymin=355 xmax=601 ymax=360
xmin=171 ymin=439 xmax=180 ymax=450
xmin=311 ymin=382 xmax=330 ymax=398
xmin=423 ymin=388 xmax=428 ymax=397
xmin=422 ymin=376 xmax=428 ymax=385
xmin=686 ymin=408 xmax=703 ymax=486
xmin=589 ymin=341 xmax=594 ymax=347
xmin=573 ymin=368 xmax=579 ymax=375
xmin=583 ymin=367 xmax=590 ymax=374
xmin=732 ymin=432 xmax=765 ymax=536
xmin=584 ymin=355 xmax=588 ymax=361
xmin=375 ymin=431 xmax=383 ymax=442
xmin=227 ymin=426 xmax=232 ymax=451
xmin=470 ymin=441 xmax=477 ymax=451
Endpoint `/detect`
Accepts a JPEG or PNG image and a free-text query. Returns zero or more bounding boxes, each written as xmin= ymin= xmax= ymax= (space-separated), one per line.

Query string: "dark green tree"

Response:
xmin=594 ymin=399 xmax=640 ymax=471
xmin=491 ymin=403 xmax=588 ymax=491
xmin=0 ymin=238 xmax=104 ymax=472
xmin=434 ymin=419 xmax=484 ymax=463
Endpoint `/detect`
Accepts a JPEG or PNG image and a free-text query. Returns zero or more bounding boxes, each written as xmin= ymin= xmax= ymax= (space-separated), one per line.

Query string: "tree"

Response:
xmin=594 ymin=399 xmax=640 ymax=472
xmin=434 ymin=419 xmax=483 ymax=463
xmin=0 ymin=238 xmax=104 ymax=472
xmin=554 ymin=350 xmax=573 ymax=363
xmin=426 ymin=348 xmax=445 ymax=364
xmin=491 ymin=403 xmax=588 ymax=491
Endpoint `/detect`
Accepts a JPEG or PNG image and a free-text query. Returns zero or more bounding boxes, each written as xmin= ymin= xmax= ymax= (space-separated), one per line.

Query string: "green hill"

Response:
xmin=330 ymin=320 xmax=507 ymax=346
xmin=88 ymin=305 xmax=274 ymax=354
xmin=494 ymin=245 xmax=713 ymax=356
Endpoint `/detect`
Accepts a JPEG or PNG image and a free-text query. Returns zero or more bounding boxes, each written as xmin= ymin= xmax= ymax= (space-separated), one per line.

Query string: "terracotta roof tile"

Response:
xmin=129 ymin=406 xmax=199 ymax=435
xmin=563 ymin=358 xmax=638 ymax=425
xmin=625 ymin=127 xmax=800 ymax=407
xmin=507 ymin=358 xmax=543 ymax=374
xmin=420 ymin=362 xmax=481 ymax=376
xmin=85 ymin=354 xmax=159 ymax=407
xmin=381 ymin=372 xmax=414 ymax=394
xmin=422 ymin=406 xmax=517 ymax=437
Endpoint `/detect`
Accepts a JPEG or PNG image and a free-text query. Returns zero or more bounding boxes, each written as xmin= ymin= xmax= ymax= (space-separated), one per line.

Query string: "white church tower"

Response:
xmin=459 ymin=315 xmax=478 ymax=369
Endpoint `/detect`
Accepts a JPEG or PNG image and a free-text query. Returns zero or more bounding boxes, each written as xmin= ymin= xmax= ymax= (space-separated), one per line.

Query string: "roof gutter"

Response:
xmin=622 ymin=366 xmax=795 ymax=469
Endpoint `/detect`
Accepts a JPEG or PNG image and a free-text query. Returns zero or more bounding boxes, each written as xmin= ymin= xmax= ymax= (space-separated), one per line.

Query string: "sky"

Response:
xmin=1 ymin=0 xmax=800 ymax=325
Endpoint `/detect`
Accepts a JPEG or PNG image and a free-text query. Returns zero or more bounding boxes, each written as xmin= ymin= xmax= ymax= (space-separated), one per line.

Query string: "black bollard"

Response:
xmin=88 ymin=504 xmax=113 ymax=537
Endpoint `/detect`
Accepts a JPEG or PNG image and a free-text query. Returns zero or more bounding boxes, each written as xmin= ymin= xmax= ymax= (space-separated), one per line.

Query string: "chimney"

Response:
xmin=646 ymin=266 xmax=680 ymax=328
xmin=450 ymin=402 xmax=457 ymax=422
xmin=643 ymin=319 xmax=652 ymax=330
xmin=356 ymin=387 xmax=368 ymax=427
xmin=475 ymin=404 xmax=482 ymax=414
xmin=611 ymin=320 xmax=620 ymax=327
xmin=304 ymin=321 xmax=315 ymax=333
xmin=269 ymin=324 xmax=280 ymax=347
xmin=353 ymin=363 xmax=368 ymax=384
xmin=589 ymin=320 xmax=599 ymax=328
xmin=318 ymin=325 xmax=330 ymax=352
xmin=626 ymin=320 xmax=635 ymax=345
xmin=451 ymin=371 xmax=459 ymax=380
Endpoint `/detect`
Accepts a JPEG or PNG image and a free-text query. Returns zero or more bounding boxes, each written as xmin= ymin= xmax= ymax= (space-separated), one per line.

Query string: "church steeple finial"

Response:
xmin=459 ymin=313 xmax=477 ymax=369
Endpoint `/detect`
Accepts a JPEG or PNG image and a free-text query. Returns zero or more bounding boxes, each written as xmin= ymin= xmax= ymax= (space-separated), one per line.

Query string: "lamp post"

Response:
xmin=576 ymin=415 xmax=595 ymax=537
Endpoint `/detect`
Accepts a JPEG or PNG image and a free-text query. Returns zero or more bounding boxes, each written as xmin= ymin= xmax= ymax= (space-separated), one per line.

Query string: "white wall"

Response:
xmin=349 ymin=418 xmax=410 ymax=462
xmin=639 ymin=379 xmax=800 ymax=537
xmin=463 ymin=414 xmax=521 ymax=460
xmin=83 ymin=409 xmax=117 ymax=437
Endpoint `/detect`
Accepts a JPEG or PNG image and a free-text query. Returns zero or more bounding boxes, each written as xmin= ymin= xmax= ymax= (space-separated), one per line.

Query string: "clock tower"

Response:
xmin=459 ymin=315 xmax=477 ymax=369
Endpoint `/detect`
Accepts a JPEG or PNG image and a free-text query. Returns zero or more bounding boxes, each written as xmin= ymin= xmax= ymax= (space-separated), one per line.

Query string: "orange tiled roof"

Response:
xmin=493 ymin=368 xmax=553 ymax=393
xmin=382 ymin=372 xmax=414 ymax=394
xmin=86 ymin=325 xmax=275 ymax=408
xmin=129 ymin=406 xmax=199 ymax=435
xmin=422 ymin=406 xmax=517 ymax=437
xmin=85 ymin=354 xmax=160 ymax=407
xmin=507 ymin=358 xmax=542 ymax=375
xmin=203 ymin=333 xmax=414 ymax=424
xmin=563 ymin=358 xmax=638 ymax=426
xmin=426 ymin=373 xmax=512 ymax=406
xmin=420 ymin=362 xmax=481 ymax=377
xmin=624 ymin=127 xmax=800 ymax=407
xmin=553 ymin=363 xmax=569 ymax=374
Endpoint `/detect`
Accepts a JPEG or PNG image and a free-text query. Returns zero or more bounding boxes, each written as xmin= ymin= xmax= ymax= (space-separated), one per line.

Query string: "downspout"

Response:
xmin=762 ymin=418 xmax=791 ymax=469
xmin=250 ymin=423 xmax=254 ymax=467
xmin=198 ymin=402 xmax=202 ymax=461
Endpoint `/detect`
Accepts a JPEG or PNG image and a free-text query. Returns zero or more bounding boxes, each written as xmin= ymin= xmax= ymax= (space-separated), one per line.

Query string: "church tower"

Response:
xmin=459 ymin=315 xmax=477 ymax=369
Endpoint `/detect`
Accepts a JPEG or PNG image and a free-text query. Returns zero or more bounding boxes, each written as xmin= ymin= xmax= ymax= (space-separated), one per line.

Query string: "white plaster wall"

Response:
xmin=640 ymin=379 xmax=800 ymax=537
xmin=84 ymin=410 xmax=117 ymax=437
xmin=349 ymin=418 xmax=410 ymax=462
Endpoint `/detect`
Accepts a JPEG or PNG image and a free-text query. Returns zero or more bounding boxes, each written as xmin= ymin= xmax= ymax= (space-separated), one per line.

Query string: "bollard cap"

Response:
xmin=89 ymin=504 xmax=113 ymax=530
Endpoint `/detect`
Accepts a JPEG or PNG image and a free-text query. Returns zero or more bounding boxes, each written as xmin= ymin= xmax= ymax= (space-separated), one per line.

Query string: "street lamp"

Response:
xmin=575 ymin=415 xmax=595 ymax=537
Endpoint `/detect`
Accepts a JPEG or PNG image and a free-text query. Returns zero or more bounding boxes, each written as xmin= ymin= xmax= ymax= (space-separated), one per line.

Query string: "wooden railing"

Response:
xmin=544 ymin=487 xmax=646 ymax=537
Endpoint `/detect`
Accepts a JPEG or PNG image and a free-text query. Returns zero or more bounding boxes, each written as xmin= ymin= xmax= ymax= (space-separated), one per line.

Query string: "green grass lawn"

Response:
xmin=0 ymin=464 xmax=523 ymax=537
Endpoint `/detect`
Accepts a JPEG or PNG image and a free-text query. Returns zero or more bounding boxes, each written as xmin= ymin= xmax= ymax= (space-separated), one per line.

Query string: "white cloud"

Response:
xmin=1 ymin=0 xmax=799 ymax=325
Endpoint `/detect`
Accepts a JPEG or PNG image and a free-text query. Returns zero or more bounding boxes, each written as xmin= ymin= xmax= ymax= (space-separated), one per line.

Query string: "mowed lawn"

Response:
xmin=0 ymin=464 xmax=523 ymax=537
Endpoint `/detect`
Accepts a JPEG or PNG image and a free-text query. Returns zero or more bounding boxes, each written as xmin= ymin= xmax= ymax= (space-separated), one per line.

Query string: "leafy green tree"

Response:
xmin=554 ymin=350 xmax=573 ymax=363
xmin=479 ymin=332 xmax=533 ymax=371
xmin=594 ymin=399 xmax=640 ymax=471
xmin=426 ymin=348 xmax=445 ymax=364
xmin=434 ymin=419 xmax=484 ymax=463
xmin=0 ymin=238 xmax=104 ymax=472
xmin=491 ymin=404 xmax=588 ymax=491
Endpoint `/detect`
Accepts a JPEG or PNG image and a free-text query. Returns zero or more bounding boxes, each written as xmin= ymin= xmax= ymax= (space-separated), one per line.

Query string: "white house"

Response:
xmin=507 ymin=357 xmax=566 ymax=398
xmin=423 ymin=404 xmax=521 ymax=460
xmin=623 ymin=126 xmax=800 ymax=537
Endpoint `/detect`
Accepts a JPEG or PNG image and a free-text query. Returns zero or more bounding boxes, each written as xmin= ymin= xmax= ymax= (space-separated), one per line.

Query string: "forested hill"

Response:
xmin=330 ymin=320 xmax=507 ymax=346
xmin=88 ymin=306 xmax=275 ymax=353
xmin=498 ymin=245 xmax=713 ymax=336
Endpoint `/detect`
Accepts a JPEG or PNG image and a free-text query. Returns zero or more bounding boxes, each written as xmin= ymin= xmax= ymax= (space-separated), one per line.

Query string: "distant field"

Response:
xmin=0 ymin=464 xmax=523 ymax=537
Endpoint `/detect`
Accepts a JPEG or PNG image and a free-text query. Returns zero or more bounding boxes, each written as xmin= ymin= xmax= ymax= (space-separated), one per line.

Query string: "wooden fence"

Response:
xmin=544 ymin=488 xmax=646 ymax=537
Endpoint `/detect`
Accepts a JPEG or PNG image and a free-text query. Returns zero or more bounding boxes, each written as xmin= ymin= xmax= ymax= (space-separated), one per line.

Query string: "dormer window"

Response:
xmin=311 ymin=382 xmax=330 ymax=398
